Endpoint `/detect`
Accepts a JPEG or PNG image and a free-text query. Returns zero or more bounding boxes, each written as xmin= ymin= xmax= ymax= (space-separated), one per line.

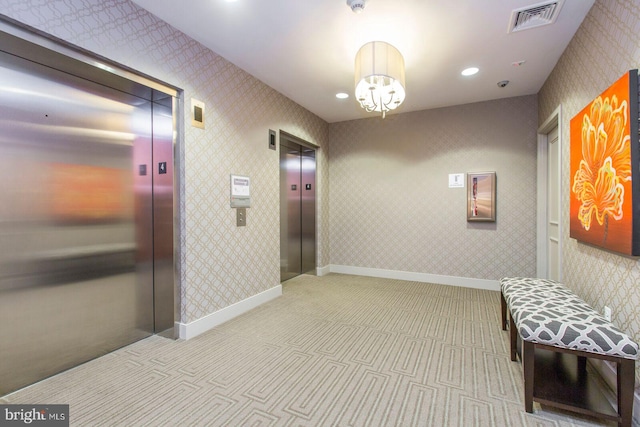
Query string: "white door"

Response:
xmin=547 ymin=126 xmax=561 ymax=281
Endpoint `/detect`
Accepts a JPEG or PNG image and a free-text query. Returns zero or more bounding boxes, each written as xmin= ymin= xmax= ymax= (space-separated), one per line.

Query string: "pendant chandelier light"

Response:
xmin=354 ymin=41 xmax=406 ymax=118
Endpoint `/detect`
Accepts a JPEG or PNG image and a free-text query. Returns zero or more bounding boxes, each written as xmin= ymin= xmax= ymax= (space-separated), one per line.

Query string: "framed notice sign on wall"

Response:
xmin=230 ymin=174 xmax=251 ymax=208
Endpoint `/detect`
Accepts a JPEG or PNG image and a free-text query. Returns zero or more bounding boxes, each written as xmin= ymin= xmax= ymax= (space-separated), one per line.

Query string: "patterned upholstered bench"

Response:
xmin=500 ymin=277 xmax=639 ymax=427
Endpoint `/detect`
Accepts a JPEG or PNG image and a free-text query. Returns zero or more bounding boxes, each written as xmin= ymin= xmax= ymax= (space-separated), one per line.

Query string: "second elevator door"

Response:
xmin=280 ymin=136 xmax=316 ymax=282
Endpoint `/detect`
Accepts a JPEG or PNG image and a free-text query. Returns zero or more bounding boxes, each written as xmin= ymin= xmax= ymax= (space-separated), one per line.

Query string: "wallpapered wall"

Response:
xmin=328 ymin=95 xmax=538 ymax=281
xmin=0 ymin=0 xmax=330 ymax=324
xmin=538 ymin=0 xmax=640 ymax=381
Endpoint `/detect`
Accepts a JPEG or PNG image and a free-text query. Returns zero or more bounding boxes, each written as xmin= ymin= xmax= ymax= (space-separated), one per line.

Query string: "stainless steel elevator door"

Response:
xmin=0 ymin=45 xmax=172 ymax=395
xmin=300 ymin=147 xmax=316 ymax=275
xmin=152 ymin=97 xmax=176 ymax=334
xmin=280 ymin=136 xmax=316 ymax=282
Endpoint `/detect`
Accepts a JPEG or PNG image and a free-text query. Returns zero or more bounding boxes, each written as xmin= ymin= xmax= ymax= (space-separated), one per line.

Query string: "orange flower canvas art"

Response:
xmin=570 ymin=70 xmax=640 ymax=255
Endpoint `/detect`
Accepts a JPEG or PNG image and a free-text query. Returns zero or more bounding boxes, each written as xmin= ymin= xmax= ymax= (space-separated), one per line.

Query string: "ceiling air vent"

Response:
xmin=509 ymin=0 xmax=564 ymax=33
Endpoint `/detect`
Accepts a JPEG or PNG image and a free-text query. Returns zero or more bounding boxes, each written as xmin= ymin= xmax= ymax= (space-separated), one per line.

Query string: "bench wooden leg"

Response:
xmin=577 ymin=355 xmax=587 ymax=373
xmin=617 ymin=358 xmax=634 ymax=427
xmin=577 ymin=355 xmax=587 ymax=385
xmin=510 ymin=313 xmax=518 ymax=361
xmin=501 ymin=292 xmax=507 ymax=331
xmin=522 ymin=340 xmax=535 ymax=413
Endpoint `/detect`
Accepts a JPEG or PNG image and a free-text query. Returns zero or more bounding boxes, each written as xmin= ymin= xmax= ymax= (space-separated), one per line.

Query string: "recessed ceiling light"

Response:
xmin=461 ymin=67 xmax=479 ymax=76
xmin=336 ymin=92 xmax=349 ymax=99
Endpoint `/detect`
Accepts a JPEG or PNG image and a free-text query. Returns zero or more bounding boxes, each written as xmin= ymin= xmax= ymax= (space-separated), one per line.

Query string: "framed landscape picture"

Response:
xmin=467 ymin=172 xmax=496 ymax=222
xmin=569 ymin=69 xmax=640 ymax=255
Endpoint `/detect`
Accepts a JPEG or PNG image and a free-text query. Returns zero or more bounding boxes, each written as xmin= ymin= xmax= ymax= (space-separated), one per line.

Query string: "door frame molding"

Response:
xmin=279 ymin=130 xmax=319 ymax=151
xmin=279 ymin=131 xmax=318 ymax=282
xmin=536 ymin=105 xmax=562 ymax=280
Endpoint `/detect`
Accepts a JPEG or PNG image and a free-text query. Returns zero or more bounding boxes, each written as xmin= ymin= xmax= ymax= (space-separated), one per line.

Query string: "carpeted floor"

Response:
xmin=1 ymin=274 xmax=616 ymax=426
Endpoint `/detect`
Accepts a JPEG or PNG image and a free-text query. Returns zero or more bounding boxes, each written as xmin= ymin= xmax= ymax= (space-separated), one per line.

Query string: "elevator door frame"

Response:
xmin=2 ymin=17 xmax=180 ymax=335
xmin=0 ymin=18 xmax=180 ymax=395
xmin=279 ymin=132 xmax=317 ymax=282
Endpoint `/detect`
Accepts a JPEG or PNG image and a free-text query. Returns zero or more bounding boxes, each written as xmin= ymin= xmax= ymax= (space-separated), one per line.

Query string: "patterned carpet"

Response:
xmin=1 ymin=274 xmax=615 ymax=426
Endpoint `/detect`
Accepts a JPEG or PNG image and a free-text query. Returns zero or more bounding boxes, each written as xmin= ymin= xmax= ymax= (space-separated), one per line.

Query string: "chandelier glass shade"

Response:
xmin=354 ymin=41 xmax=405 ymax=118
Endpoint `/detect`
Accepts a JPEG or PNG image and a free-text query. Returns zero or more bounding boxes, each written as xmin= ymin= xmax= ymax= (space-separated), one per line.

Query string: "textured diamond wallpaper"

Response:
xmin=4 ymin=2 xmax=638 ymax=394
xmin=538 ymin=0 xmax=640 ymax=382
xmin=329 ymin=96 xmax=539 ymax=281
xmin=0 ymin=0 xmax=330 ymax=324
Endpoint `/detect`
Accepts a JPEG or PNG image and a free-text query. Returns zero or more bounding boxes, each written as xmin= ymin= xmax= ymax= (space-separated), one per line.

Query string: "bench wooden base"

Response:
xmin=501 ymin=292 xmax=635 ymax=427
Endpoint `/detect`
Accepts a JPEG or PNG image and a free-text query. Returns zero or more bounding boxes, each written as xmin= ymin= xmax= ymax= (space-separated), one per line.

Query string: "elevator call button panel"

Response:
xmin=236 ymin=208 xmax=246 ymax=227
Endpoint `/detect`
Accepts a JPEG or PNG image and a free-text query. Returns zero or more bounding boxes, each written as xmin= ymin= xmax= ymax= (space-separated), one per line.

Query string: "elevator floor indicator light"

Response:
xmin=269 ymin=129 xmax=276 ymax=150
xmin=159 ymin=162 xmax=167 ymax=174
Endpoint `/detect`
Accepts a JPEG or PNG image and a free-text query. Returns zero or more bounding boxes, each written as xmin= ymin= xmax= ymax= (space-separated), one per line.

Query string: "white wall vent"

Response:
xmin=509 ymin=0 xmax=564 ymax=33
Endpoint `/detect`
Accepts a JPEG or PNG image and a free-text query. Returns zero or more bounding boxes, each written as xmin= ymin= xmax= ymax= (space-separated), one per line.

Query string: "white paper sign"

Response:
xmin=231 ymin=175 xmax=251 ymax=208
xmin=231 ymin=175 xmax=250 ymax=197
xmin=448 ymin=173 xmax=464 ymax=188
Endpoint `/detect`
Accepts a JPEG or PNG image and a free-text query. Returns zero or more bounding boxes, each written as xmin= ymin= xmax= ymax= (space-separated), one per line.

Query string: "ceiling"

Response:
xmin=131 ymin=0 xmax=595 ymax=123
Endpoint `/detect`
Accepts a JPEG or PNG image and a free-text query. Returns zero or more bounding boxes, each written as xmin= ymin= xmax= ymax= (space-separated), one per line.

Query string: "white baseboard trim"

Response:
xmin=589 ymin=359 xmax=640 ymax=423
xmin=176 ymin=285 xmax=282 ymax=340
xmin=316 ymin=265 xmax=331 ymax=276
xmin=329 ymin=265 xmax=500 ymax=291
